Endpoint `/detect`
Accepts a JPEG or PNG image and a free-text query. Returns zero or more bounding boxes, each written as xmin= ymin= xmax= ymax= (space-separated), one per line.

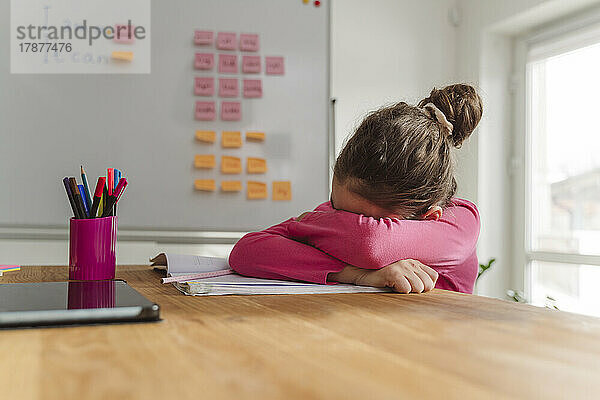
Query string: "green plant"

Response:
xmin=477 ymin=258 xmax=495 ymax=280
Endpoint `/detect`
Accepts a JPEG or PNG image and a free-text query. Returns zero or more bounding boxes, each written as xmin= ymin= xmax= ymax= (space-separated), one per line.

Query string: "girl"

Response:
xmin=229 ymin=84 xmax=483 ymax=294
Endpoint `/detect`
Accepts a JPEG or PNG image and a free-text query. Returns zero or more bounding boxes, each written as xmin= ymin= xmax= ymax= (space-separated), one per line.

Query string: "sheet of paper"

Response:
xmin=194 ymin=179 xmax=216 ymax=191
xmin=221 ymin=156 xmax=242 ymax=174
xmin=247 ymin=181 xmax=267 ymax=199
xmin=195 ymin=130 xmax=216 ymax=143
xmin=222 ymin=131 xmax=242 ymax=148
xmin=265 ymin=56 xmax=285 ymax=75
xmin=194 ymin=154 xmax=216 ymax=169
xmin=239 ymin=33 xmax=259 ymax=52
xmin=221 ymin=101 xmax=241 ymax=121
xmin=194 ymin=30 xmax=213 ymax=46
xmin=160 ymin=254 xmax=229 ymax=274
xmin=219 ymin=78 xmax=239 ymax=98
xmin=194 ymin=53 xmax=214 ymax=70
xmin=218 ymin=54 xmax=238 ymax=74
xmin=243 ymin=79 xmax=262 ymax=98
xmin=195 ymin=101 xmax=216 ymax=121
xmin=272 ymin=181 xmax=292 ymax=201
xmin=242 ymin=56 xmax=261 ymax=73
xmin=194 ymin=77 xmax=215 ymax=96
xmin=216 ymin=32 xmax=237 ymax=50
xmin=247 ymin=157 xmax=267 ymax=173
xmin=246 ymin=131 xmax=265 ymax=142
xmin=221 ymin=180 xmax=242 ymax=192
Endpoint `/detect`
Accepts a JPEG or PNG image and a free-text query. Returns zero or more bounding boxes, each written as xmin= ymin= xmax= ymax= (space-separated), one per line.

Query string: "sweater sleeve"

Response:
xmin=286 ymin=198 xmax=480 ymax=273
xmin=228 ymin=218 xmax=347 ymax=284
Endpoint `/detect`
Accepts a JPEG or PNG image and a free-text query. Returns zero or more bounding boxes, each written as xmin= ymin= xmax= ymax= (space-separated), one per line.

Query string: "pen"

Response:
xmin=107 ymin=168 xmax=114 ymax=197
xmin=62 ymin=177 xmax=79 ymax=218
xmin=80 ymin=165 xmax=92 ymax=211
xmin=68 ymin=178 xmax=86 ymax=219
xmin=89 ymin=177 xmax=106 ymax=218
xmin=78 ymin=184 xmax=90 ymax=218
xmin=101 ymin=178 xmax=127 ymax=217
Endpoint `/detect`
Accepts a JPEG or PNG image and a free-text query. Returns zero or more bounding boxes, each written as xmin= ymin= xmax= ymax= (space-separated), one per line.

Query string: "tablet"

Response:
xmin=0 ymin=280 xmax=160 ymax=328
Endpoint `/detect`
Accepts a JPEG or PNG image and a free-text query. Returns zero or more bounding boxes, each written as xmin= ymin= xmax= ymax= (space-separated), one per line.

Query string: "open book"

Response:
xmin=150 ymin=253 xmax=388 ymax=296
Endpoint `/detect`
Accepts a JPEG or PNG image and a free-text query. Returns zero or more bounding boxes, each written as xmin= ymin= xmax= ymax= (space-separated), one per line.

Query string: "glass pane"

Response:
xmin=531 ymin=261 xmax=600 ymax=317
xmin=528 ymin=43 xmax=600 ymax=255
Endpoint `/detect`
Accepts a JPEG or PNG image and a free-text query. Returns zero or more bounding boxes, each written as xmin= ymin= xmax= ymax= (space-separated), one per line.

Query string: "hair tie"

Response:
xmin=422 ymin=103 xmax=453 ymax=137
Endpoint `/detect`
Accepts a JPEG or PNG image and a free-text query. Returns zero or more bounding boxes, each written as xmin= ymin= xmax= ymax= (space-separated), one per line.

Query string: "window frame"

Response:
xmin=513 ymin=11 xmax=600 ymax=304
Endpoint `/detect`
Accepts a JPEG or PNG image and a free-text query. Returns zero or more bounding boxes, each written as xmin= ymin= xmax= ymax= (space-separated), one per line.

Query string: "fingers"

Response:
xmin=390 ymin=275 xmax=412 ymax=294
xmin=412 ymin=268 xmax=435 ymax=292
xmin=418 ymin=263 xmax=439 ymax=283
xmin=405 ymin=271 xmax=425 ymax=293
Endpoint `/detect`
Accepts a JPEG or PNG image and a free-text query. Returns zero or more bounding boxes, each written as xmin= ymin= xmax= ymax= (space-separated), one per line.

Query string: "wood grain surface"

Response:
xmin=1 ymin=265 xmax=600 ymax=400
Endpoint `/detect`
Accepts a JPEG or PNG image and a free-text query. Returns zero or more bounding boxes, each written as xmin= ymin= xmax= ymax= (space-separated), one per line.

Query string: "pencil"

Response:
xmin=68 ymin=178 xmax=86 ymax=219
xmin=62 ymin=177 xmax=79 ymax=218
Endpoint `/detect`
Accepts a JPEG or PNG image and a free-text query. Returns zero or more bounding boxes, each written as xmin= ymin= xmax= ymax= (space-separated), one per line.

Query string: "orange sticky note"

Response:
xmin=194 ymin=179 xmax=216 ymax=191
xmin=221 ymin=180 xmax=242 ymax=192
xmin=272 ymin=181 xmax=292 ymax=201
xmin=246 ymin=132 xmax=265 ymax=142
xmin=247 ymin=157 xmax=267 ymax=174
xmin=222 ymin=131 xmax=242 ymax=148
xmin=111 ymin=51 xmax=134 ymax=61
xmin=196 ymin=130 xmax=216 ymax=143
xmin=194 ymin=154 xmax=215 ymax=169
xmin=221 ymin=156 xmax=242 ymax=174
xmin=247 ymin=181 xmax=267 ymax=199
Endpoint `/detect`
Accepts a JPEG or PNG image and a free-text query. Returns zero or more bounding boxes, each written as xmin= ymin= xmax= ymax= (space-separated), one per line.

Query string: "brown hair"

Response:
xmin=333 ymin=84 xmax=483 ymax=218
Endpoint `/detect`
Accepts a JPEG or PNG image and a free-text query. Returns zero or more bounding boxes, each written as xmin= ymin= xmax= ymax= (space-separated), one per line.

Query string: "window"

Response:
xmin=523 ymin=22 xmax=600 ymax=317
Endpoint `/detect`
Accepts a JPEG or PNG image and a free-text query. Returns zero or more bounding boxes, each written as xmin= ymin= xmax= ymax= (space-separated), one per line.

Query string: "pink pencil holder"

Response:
xmin=69 ymin=216 xmax=117 ymax=280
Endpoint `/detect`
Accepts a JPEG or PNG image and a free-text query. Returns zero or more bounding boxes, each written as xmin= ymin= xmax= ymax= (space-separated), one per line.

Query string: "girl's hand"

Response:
xmin=328 ymin=260 xmax=438 ymax=293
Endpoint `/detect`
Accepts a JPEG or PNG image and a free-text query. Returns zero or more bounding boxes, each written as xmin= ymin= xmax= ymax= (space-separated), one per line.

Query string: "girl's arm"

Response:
xmin=228 ymin=218 xmax=347 ymax=284
xmin=287 ymin=198 xmax=480 ymax=271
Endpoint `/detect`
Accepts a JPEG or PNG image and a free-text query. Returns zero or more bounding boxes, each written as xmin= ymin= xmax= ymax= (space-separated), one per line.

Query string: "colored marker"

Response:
xmin=107 ymin=168 xmax=114 ymax=197
xmin=89 ymin=177 xmax=106 ymax=218
xmin=62 ymin=177 xmax=79 ymax=218
xmin=102 ymin=177 xmax=127 ymax=217
xmin=80 ymin=165 xmax=92 ymax=211
xmin=69 ymin=178 xmax=86 ymax=219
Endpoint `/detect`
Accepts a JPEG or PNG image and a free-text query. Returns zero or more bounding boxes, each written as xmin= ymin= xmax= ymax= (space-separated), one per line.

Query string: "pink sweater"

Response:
xmin=229 ymin=198 xmax=480 ymax=293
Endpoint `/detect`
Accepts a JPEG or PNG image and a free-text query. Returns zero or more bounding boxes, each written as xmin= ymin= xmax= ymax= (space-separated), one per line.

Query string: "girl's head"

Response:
xmin=332 ymin=84 xmax=482 ymax=220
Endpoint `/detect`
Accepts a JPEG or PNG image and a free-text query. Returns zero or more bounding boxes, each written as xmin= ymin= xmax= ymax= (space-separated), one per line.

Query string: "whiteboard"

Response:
xmin=0 ymin=0 xmax=331 ymax=232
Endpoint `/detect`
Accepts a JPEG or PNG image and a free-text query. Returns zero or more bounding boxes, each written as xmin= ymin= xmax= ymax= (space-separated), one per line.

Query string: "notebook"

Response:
xmin=150 ymin=253 xmax=388 ymax=296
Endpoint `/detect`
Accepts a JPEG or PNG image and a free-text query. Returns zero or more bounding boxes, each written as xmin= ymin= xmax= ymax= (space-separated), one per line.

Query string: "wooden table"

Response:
xmin=1 ymin=266 xmax=600 ymax=400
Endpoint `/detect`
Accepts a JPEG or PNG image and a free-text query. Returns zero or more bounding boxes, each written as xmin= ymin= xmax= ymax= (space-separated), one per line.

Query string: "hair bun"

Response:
xmin=418 ymin=84 xmax=483 ymax=147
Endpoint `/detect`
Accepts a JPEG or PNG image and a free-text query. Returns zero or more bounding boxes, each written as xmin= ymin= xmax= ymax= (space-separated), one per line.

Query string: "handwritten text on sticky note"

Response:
xmin=247 ymin=157 xmax=267 ymax=174
xmin=219 ymin=78 xmax=239 ymax=98
xmin=239 ymin=34 xmax=259 ymax=52
xmin=243 ymin=79 xmax=262 ymax=98
xmin=221 ymin=181 xmax=242 ymax=192
xmin=247 ymin=181 xmax=267 ymax=199
xmin=195 ymin=179 xmax=216 ymax=192
xmin=246 ymin=132 xmax=265 ymax=142
xmin=216 ymin=32 xmax=237 ymax=50
xmin=194 ymin=155 xmax=216 ymax=169
xmin=218 ymin=54 xmax=238 ymax=74
xmin=195 ymin=101 xmax=216 ymax=121
xmin=221 ymin=101 xmax=241 ymax=121
xmin=221 ymin=156 xmax=242 ymax=174
xmin=195 ymin=77 xmax=215 ymax=96
xmin=222 ymin=131 xmax=242 ymax=148
xmin=242 ymin=56 xmax=261 ymax=74
xmin=273 ymin=181 xmax=292 ymax=201
xmin=194 ymin=53 xmax=214 ymax=70
xmin=194 ymin=30 xmax=213 ymax=46
xmin=265 ymin=56 xmax=285 ymax=75
xmin=196 ymin=130 xmax=216 ymax=143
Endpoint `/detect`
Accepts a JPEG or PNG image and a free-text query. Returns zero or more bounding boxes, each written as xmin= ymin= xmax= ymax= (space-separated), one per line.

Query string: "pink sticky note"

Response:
xmin=239 ymin=33 xmax=259 ymax=52
xmin=243 ymin=79 xmax=262 ymax=98
xmin=242 ymin=56 xmax=261 ymax=74
xmin=221 ymin=101 xmax=241 ymax=121
xmin=195 ymin=77 xmax=215 ymax=96
xmin=114 ymin=24 xmax=135 ymax=44
xmin=194 ymin=53 xmax=214 ymax=70
xmin=216 ymin=32 xmax=237 ymax=50
xmin=219 ymin=78 xmax=239 ymax=98
xmin=194 ymin=30 xmax=213 ymax=46
xmin=218 ymin=54 xmax=238 ymax=74
xmin=266 ymin=56 xmax=285 ymax=75
xmin=195 ymin=101 xmax=216 ymax=121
